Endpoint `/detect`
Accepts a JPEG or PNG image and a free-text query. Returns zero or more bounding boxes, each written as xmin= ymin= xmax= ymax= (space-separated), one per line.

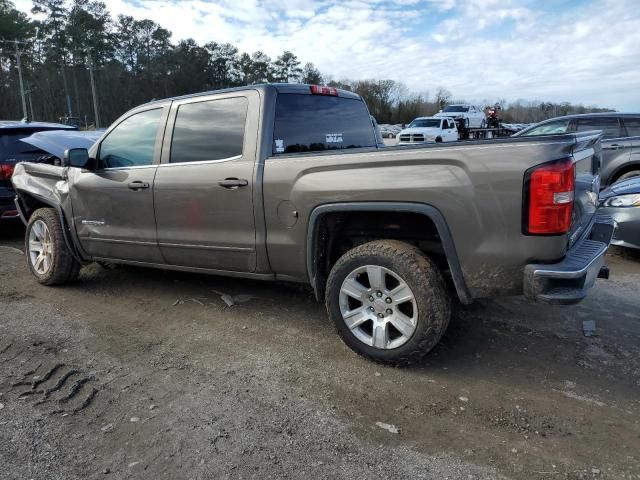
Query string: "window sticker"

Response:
xmin=326 ymin=133 xmax=343 ymax=143
xmin=275 ymin=139 xmax=285 ymax=153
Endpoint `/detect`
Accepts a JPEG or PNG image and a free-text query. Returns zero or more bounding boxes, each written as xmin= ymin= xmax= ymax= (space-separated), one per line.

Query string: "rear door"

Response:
xmin=153 ymin=91 xmax=259 ymax=272
xmin=71 ymin=105 xmax=168 ymax=263
xmin=575 ymin=116 xmax=629 ymax=186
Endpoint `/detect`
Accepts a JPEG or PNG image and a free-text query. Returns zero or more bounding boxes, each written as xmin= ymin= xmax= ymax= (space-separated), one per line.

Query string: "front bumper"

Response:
xmin=597 ymin=206 xmax=640 ymax=250
xmin=0 ymin=191 xmax=19 ymax=220
xmin=524 ymin=215 xmax=615 ymax=305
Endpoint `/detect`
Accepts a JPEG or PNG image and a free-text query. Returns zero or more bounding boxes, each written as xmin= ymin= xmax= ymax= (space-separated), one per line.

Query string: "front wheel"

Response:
xmin=26 ymin=208 xmax=80 ymax=285
xmin=325 ymin=240 xmax=451 ymax=366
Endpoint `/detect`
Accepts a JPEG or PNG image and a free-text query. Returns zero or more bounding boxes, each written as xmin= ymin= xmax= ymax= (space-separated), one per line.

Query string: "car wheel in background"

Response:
xmin=614 ymin=169 xmax=640 ymax=184
xmin=325 ymin=240 xmax=451 ymax=366
xmin=25 ymin=208 xmax=80 ymax=285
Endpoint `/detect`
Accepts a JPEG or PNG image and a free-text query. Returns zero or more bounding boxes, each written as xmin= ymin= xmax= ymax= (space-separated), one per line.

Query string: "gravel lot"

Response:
xmin=1 ymin=221 xmax=639 ymax=479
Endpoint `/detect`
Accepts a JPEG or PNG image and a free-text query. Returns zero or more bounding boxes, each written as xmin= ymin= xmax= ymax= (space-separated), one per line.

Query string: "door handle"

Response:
xmin=218 ymin=178 xmax=249 ymax=189
xmin=603 ymin=144 xmax=622 ymax=150
xmin=128 ymin=181 xmax=150 ymax=190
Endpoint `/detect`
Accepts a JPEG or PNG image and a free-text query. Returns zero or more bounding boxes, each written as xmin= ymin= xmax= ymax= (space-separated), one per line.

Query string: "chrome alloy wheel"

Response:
xmin=338 ymin=265 xmax=418 ymax=350
xmin=28 ymin=219 xmax=54 ymax=275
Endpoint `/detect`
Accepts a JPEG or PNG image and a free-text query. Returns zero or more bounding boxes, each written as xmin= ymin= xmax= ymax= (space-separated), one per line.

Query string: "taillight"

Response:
xmin=0 ymin=164 xmax=15 ymax=180
xmin=524 ymin=158 xmax=575 ymax=235
xmin=310 ymin=85 xmax=338 ymax=96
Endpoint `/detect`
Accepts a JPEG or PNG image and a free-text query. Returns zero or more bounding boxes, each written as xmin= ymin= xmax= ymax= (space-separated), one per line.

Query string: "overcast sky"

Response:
xmin=14 ymin=0 xmax=640 ymax=110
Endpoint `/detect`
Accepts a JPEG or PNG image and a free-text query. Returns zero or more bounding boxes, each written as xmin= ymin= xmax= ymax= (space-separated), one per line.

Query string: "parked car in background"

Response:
xmin=0 ymin=120 xmax=77 ymax=221
xmin=397 ymin=117 xmax=458 ymax=144
xmin=435 ymin=104 xmax=485 ymax=128
xmin=378 ymin=124 xmax=400 ymax=138
xmin=599 ymin=177 xmax=640 ymax=249
xmin=514 ymin=113 xmax=640 ymax=187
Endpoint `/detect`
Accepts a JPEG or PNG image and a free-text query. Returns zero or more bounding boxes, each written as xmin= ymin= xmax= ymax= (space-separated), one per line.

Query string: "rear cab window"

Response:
xmin=0 ymin=130 xmax=48 ymax=163
xmin=273 ymin=93 xmax=377 ymax=155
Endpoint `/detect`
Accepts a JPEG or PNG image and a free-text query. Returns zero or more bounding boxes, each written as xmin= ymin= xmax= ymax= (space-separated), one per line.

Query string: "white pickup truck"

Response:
xmin=397 ymin=117 xmax=458 ymax=144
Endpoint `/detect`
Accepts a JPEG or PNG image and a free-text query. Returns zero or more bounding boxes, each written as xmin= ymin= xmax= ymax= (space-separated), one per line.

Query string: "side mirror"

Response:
xmin=63 ymin=148 xmax=90 ymax=169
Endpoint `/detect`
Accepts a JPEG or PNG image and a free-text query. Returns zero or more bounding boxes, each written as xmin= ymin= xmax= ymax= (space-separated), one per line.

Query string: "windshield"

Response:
xmin=443 ymin=105 xmax=469 ymax=113
xmin=518 ymin=120 xmax=571 ymax=136
xmin=408 ymin=119 xmax=441 ymax=128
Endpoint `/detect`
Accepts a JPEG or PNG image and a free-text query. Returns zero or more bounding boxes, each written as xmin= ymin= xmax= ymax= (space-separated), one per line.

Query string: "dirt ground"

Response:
xmin=1 ymin=221 xmax=639 ymax=480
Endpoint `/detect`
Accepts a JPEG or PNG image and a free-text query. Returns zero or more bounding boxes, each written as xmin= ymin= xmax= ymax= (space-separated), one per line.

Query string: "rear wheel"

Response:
xmin=26 ymin=208 xmax=80 ymax=285
xmin=325 ymin=240 xmax=451 ymax=366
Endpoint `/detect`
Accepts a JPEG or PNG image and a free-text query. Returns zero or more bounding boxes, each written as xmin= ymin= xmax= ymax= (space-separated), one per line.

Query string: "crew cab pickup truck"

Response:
xmin=11 ymin=84 xmax=614 ymax=365
xmin=397 ymin=117 xmax=458 ymax=144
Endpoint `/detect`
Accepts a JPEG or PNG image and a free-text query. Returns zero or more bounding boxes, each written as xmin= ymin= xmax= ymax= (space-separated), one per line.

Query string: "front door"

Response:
xmin=153 ymin=91 xmax=259 ymax=272
xmin=71 ymin=105 xmax=169 ymax=263
xmin=575 ymin=117 xmax=629 ymax=186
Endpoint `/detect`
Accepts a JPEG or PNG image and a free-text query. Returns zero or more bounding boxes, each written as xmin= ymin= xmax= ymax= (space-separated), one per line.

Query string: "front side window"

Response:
xmin=171 ymin=97 xmax=247 ymax=163
xmin=575 ymin=117 xmax=621 ymax=139
xmin=622 ymin=118 xmax=640 ymax=137
xmin=520 ymin=119 xmax=571 ymax=136
xmin=99 ymin=108 xmax=163 ymax=168
xmin=273 ymin=94 xmax=376 ymax=154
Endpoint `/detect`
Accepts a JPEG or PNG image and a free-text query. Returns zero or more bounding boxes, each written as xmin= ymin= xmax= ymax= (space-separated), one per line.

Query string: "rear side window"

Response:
xmin=622 ymin=118 xmax=640 ymax=137
xmin=273 ymin=94 xmax=376 ymax=154
xmin=171 ymin=97 xmax=247 ymax=163
xmin=575 ymin=117 xmax=621 ymax=139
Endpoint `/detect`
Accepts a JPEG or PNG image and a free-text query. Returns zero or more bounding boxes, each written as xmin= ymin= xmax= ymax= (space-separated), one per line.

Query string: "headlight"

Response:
xmin=602 ymin=194 xmax=640 ymax=207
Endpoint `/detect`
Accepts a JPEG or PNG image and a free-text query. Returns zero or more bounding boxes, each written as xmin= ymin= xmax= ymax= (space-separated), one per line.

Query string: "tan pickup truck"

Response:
xmin=11 ymin=83 xmax=613 ymax=365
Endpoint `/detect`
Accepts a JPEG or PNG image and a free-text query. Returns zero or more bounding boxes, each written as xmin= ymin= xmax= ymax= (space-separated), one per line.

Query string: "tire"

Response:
xmin=614 ymin=169 xmax=640 ymax=183
xmin=25 ymin=208 xmax=80 ymax=285
xmin=325 ymin=240 xmax=451 ymax=366
xmin=435 ymin=136 xmax=442 ymax=143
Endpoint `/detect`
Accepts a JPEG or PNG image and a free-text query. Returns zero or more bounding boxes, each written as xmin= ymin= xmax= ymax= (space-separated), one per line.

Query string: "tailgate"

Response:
xmin=568 ymin=132 xmax=602 ymax=246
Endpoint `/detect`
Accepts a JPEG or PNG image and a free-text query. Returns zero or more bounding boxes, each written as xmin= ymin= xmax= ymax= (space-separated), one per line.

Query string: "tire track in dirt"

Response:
xmin=0 ymin=339 xmax=102 ymax=415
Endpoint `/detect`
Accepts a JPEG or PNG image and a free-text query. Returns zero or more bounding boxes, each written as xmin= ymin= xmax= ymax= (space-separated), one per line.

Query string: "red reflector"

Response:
xmin=1 ymin=210 xmax=18 ymax=218
xmin=0 ymin=164 xmax=15 ymax=180
xmin=310 ymin=85 xmax=338 ymax=96
xmin=526 ymin=159 xmax=575 ymax=235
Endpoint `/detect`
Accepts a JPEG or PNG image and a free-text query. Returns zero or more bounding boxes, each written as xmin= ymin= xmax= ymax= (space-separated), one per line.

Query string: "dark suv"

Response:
xmin=515 ymin=113 xmax=640 ymax=187
xmin=1 ymin=121 xmax=76 ymax=220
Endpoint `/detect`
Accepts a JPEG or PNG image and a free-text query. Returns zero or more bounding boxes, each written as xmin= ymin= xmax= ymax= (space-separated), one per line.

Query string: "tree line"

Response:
xmin=0 ymin=0 xmax=612 ymax=128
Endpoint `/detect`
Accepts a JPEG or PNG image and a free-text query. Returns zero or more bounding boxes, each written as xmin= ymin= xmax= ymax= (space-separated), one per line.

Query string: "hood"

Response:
xmin=19 ymin=130 xmax=103 ymax=159
xmin=399 ymin=127 xmax=442 ymax=135
xmin=599 ymin=177 xmax=640 ymax=200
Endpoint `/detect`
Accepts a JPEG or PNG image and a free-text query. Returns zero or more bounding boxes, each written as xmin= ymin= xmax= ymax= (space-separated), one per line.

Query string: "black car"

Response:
xmin=0 ymin=120 xmax=77 ymax=220
xmin=514 ymin=113 xmax=640 ymax=187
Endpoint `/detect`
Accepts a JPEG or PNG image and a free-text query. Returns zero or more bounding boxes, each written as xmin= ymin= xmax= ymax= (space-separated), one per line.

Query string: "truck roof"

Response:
xmin=143 ymin=83 xmax=362 ymax=106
